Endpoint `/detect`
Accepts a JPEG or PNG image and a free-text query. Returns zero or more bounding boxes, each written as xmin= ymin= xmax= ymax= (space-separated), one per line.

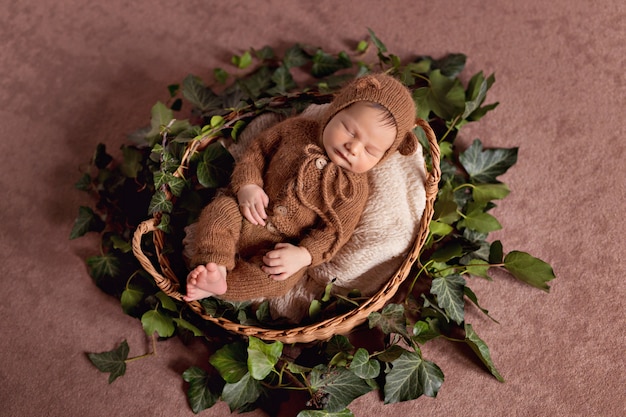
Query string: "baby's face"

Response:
xmin=322 ymin=102 xmax=396 ymax=174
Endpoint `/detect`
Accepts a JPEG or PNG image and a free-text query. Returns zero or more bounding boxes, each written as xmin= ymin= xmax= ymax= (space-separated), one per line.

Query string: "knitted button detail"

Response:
xmin=275 ymin=205 xmax=288 ymax=216
xmin=315 ymin=157 xmax=327 ymax=170
xmin=266 ymin=221 xmax=278 ymax=234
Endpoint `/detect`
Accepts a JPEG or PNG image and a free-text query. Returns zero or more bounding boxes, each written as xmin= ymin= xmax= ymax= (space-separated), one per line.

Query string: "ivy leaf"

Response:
xmin=462 ymin=72 xmax=488 ymax=119
xmin=489 ymin=240 xmax=504 ymax=264
xmin=69 ymin=206 xmax=104 ymax=239
xmin=311 ymin=49 xmax=352 ymax=78
xmin=254 ymin=45 xmax=274 ymax=60
xmin=458 ymin=210 xmax=502 ymax=233
xmin=270 ymin=66 xmax=297 ymax=94
xmin=209 ymin=342 xmax=248 ymax=383
xmin=172 ymin=318 xmax=204 ymax=337
xmin=376 ymin=345 xmax=408 ymax=363
xmin=356 ymin=39 xmax=368 ymax=53
xmin=214 ymin=67 xmax=228 ymax=84
xmin=469 ymin=101 xmax=500 ymax=123
xmin=430 ymin=274 xmax=466 ymax=325
xmin=156 ymin=213 xmax=171 ymax=233
xmin=86 ymin=254 xmax=120 ymax=280
xmin=155 ymin=171 xmax=187 ymax=196
xmin=431 ymin=241 xmax=463 ymax=262
xmin=464 ymin=287 xmax=499 ymax=323
xmin=93 ymin=143 xmax=113 ymax=169
xmin=145 ymin=101 xmax=174 ymax=140
xmin=197 ymin=142 xmax=235 ymax=188
xmin=182 ymin=366 xmax=219 ymax=413
xmin=232 ymin=50 xmax=253 ymax=69
xmin=283 ymin=44 xmax=310 ymax=69
xmin=466 ymin=72 xmax=497 ymax=122
xmin=87 ymin=340 xmax=129 ymax=384
xmin=504 ymin=251 xmax=555 ymax=291
xmin=247 ymin=337 xmax=283 ymax=380
xmin=156 ymin=291 xmax=177 ymax=312
xmin=472 ymin=183 xmax=510 ymax=204
xmin=412 ymin=87 xmax=431 ymax=120
xmin=255 ymin=301 xmax=271 ymax=323
xmin=439 ymin=141 xmax=454 ymax=160
xmin=433 ymin=182 xmax=461 ymax=225
xmin=182 ymin=74 xmax=222 ymax=112
xmin=110 ymin=235 xmax=131 ymax=253
xmin=464 ymin=324 xmax=504 ymax=381
xmin=221 ymin=372 xmax=263 ymax=412
xmin=433 ymin=53 xmax=466 ymax=77
xmin=367 ymin=27 xmax=391 ymax=64
xmin=467 ymin=71 xmax=494 ymax=101
xmin=367 ymin=27 xmax=387 ymax=53
xmin=425 ymin=69 xmax=466 ymax=120
xmin=167 ymin=175 xmax=186 ymax=197
xmin=309 ymin=299 xmax=322 ymax=320
xmin=368 ymin=304 xmax=408 ymax=337
xmin=310 ymin=366 xmax=374 ymax=412
xmin=429 ymin=220 xmax=453 ymax=237
xmin=141 ymin=309 xmax=175 ymax=337
xmin=325 ymin=335 xmax=354 ymax=358
xmin=147 ymin=190 xmax=173 ymax=215
xmin=412 ymin=320 xmax=442 ymax=344
xmin=120 ymin=145 xmax=143 ymax=178
xmin=237 ymin=65 xmax=272 ymax=99
xmin=464 ymin=259 xmax=492 ymax=279
xmin=120 ymin=286 xmax=144 ymax=314
xmin=74 ymin=172 xmax=92 ymax=191
xmin=459 ymin=139 xmax=518 ymax=183
xmin=350 ymin=348 xmax=380 ymax=379
xmin=384 ymin=351 xmax=444 ymax=403
xmin=297 ymin=409 xmax=355 ymax=417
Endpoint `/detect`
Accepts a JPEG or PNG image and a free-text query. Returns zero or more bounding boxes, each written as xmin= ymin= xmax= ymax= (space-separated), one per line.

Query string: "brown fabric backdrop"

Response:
xmin=1 ymin=0 xmax=623 ymax=416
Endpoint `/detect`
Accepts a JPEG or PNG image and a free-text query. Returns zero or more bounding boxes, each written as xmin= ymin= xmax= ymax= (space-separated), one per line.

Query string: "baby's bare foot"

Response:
xmin=183 ymin=263 xmax=227 ymax=301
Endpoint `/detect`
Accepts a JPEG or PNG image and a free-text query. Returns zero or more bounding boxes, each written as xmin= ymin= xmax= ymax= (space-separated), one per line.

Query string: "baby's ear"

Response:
xmin=398 ymin=131 xmax=419 ymax=155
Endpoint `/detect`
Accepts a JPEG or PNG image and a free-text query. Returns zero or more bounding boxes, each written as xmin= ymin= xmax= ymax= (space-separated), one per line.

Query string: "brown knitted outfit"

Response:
xmin=190 ymin=73 xmax=418 ymax=301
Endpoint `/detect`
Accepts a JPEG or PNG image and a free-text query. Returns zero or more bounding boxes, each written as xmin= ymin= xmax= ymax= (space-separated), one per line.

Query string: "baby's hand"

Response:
xmin=237 ymin=184 xmax=269 ymax=225
xmin=262 ymin=243 xmax=312 ymax=281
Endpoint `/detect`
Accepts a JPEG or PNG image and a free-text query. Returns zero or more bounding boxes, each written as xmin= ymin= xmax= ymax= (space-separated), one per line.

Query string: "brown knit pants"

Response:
xmin=191 ymin=195 xmax=306 ymax=301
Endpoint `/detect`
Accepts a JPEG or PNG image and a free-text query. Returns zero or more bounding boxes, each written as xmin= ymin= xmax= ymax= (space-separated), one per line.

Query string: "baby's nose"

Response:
xmin=346 ymin=141 xmax=362 ymax=155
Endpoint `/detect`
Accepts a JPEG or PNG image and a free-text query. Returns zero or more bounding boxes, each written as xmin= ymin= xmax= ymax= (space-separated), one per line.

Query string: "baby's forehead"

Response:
xmin=342 ymin=101 xmax=396 ymax=128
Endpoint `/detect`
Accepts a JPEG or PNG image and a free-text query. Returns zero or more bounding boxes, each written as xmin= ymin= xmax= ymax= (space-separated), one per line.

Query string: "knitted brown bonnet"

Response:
xmin=320 ymin=73 xmax=419 ymax=162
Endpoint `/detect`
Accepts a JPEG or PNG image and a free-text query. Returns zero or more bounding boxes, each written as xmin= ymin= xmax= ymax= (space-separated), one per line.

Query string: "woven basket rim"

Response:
xmin=132 ymin=107 xmax=441 ymax=344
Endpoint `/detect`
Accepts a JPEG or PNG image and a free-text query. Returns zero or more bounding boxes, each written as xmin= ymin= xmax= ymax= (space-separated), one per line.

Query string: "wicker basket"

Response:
xmin=132 ymin=108 xmax=441 ymax=344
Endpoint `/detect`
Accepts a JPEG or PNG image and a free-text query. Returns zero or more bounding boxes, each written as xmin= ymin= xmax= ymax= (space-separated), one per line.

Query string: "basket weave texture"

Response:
xmin=132 ymin=110 xmax=441 ymax=344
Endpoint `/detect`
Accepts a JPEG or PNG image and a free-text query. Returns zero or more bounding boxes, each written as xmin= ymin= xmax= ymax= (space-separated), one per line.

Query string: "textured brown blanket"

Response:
xmin=1 ymin=1 xmax=623 ymax=416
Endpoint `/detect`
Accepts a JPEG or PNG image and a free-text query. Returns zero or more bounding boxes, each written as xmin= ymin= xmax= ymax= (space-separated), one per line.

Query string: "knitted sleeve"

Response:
xmin=299 ymin=178 xmax=370 ymax=267
xmin=229 ymin=120 xmax=285 ymax=194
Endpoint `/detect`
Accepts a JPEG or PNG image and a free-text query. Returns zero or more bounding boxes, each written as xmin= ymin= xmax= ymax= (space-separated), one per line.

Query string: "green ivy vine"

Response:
xmin=72 ymin=29 xmax=555 ymax=416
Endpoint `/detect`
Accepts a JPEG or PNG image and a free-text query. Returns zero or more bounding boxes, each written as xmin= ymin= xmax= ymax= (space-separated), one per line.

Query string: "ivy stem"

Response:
xmin=453 ymin=183 xmax=475 ymax=193
xmin=124 ymin=269 xmax=143 ymax=289
xmin=274 ymin=361 xmax=308 ymax=390
xmin=405 ymin=260 xmax=435 ymax=303
xmin=439 ymin=115 xmax=461 ymax=143
xmin=125 ymin=333 xmax=157 ymax=363
xmin=413 ymin=73 xmax=430 ymax=83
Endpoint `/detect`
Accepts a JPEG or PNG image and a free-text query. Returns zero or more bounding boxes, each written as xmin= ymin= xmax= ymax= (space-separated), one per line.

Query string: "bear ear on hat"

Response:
xmin=398 ymin=131 xmax=419 ymax=155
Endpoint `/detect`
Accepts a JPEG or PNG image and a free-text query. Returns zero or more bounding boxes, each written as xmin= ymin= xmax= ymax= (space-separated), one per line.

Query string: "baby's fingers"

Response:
xmin=254 ymin=201 xmax=267 ymax=223
xmin=241 ymin=205 xmax=263 ymax=225
xmin=262 ymin=252 xmax=281 ymax=267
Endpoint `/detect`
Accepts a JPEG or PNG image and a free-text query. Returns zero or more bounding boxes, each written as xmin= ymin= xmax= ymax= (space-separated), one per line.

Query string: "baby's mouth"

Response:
xmin=335 ymin=149 xmax=350 ymax=164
